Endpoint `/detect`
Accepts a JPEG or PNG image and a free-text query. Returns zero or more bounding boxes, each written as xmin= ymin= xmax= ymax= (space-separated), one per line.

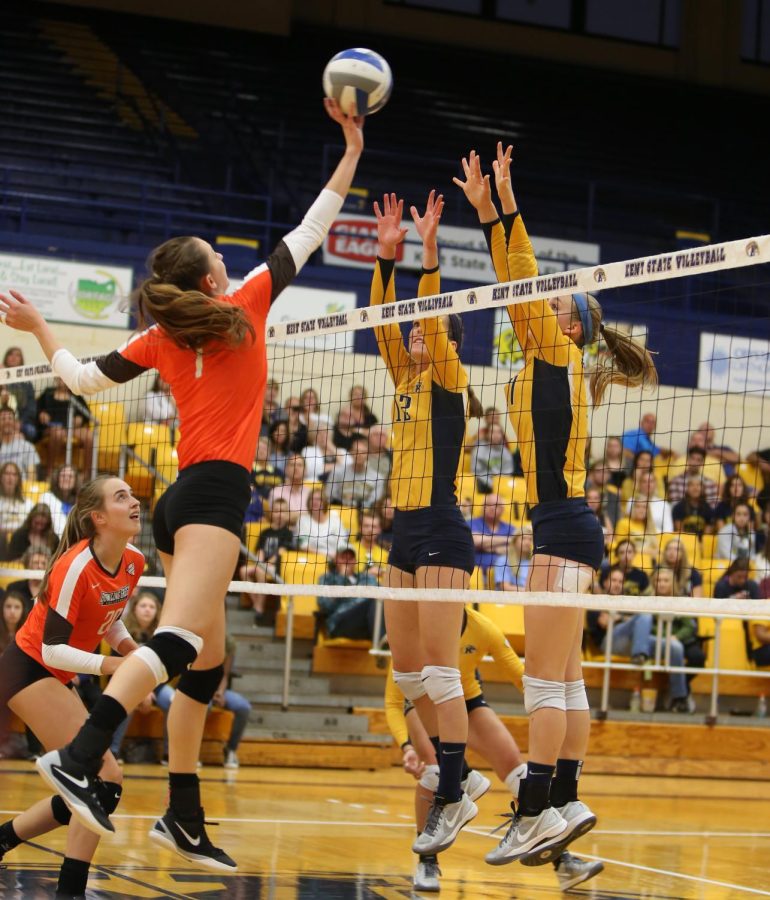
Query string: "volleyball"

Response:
xmin=322 ymin=48 xmax=392 ymax=117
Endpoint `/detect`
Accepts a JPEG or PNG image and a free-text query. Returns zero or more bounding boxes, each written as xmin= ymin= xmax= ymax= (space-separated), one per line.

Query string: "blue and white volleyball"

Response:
xmin=323 ymin=48 xmax=392 ymax=117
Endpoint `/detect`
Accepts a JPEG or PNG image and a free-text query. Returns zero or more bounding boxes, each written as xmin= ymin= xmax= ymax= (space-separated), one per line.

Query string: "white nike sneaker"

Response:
xmin=461 ymin=769 xmax=491 ymax=802
xmin=413 ymin=855 xmax=441 ymax=891
xmin=412 ymin=794 xmax=478 ymax=855
xmin=554 ymin=851 xmax=604 ymax=891
xmin=485 ymin=805 xmax=568 ymax=866
xmin=520 ymin=800 xmax=597 ymax=866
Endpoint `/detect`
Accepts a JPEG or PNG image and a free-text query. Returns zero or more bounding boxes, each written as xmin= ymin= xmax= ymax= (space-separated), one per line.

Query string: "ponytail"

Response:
xmin=467 ymin=386 xmax=484 ymax=418
xmin=37 ymin=475 xmax=112 ymax=605
xmin=136 ymin=236 xmax=255 ymax=352
xmin=576 ymin=294 xmax=658 ymax=406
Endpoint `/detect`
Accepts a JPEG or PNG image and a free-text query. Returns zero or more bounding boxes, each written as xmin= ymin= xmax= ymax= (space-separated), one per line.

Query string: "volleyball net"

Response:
xmin=1 ymin=231 xmax=770 ymax=713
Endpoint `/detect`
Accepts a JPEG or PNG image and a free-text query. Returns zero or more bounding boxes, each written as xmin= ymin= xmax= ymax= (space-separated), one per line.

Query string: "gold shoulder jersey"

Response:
xmin=383 ymin=607 xmax=524 ymax=746
xmin=482 ymin=213 xmax=589 ymax=507
xmin=371 ymin=257 xmax=469 ymax=511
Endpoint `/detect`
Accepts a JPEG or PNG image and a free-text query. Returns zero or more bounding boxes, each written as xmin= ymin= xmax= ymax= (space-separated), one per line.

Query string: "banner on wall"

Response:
xmin=493 ymin=309 xmax=648 ymax=375
xmin=0 ymin=253 xmax=132 ymax=328
xmin=698 ymin=332 xmax=770 ymax=394
xmin=322 ymin=216 xmax=600 ymax=280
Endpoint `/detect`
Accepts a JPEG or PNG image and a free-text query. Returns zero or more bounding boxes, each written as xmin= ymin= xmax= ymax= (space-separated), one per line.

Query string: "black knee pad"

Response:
xmin=177 ymin=665 xmax=224 ymax=704
xmin=95 ymin=779 xmax=123 ymax=815
xmin=51 ymin=795 xmax=71 ymax=826
xmin=144 ymin=631 xmax=200 ymax=681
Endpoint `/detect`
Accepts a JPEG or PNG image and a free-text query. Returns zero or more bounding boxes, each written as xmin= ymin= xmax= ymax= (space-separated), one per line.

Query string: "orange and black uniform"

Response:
xmin=482 ymin=213 xmax=603 ymax=569
xmin=371 ymin=258 xmax=474 ymax=574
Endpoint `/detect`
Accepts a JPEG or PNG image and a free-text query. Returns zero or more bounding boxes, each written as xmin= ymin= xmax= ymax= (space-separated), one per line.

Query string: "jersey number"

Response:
xmin=97 ymin=609 xmax=123 ymax=636
xmin=394 ymin=394 xmax=412 ymax=422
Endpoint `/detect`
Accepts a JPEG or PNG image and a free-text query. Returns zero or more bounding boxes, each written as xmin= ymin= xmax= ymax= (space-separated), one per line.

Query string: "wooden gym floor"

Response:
xmin=1 ymin=761 xmax=769 ymax=899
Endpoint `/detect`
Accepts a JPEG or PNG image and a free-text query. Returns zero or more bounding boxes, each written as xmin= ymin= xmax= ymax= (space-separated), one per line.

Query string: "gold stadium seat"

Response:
xmin=700 ymin=558 xmax=730 ymax=597
xmin=737 ymin=462 xmax=763 ymax=495
xmin=243 ymin=521 xmax=267 ymax=554
xmin=23 ymin=480 xmax=49 ymax=503
xmin=281 ymin=550 xmax=329 ymax=585
xmin=655 ymin=531 xmax=699 ymax=565
xmin=90 ymin=401 xmax=127 ymax=471
xmin=0 ymin=561 xmax=25 ymax=590
xmin=333 ymin=506 xmax=359 ymax=536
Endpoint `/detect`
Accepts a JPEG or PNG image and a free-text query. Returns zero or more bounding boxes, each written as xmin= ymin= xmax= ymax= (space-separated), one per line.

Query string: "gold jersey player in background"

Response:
xmin=455 ymin=145 xmax=656 ymax=866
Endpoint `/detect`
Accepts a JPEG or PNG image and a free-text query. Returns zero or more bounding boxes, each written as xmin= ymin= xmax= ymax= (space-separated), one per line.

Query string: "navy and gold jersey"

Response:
xmin=371 ymin=258 xmax=468 ymax=511
xmin=482 ymin=213 xmax=589 ymax=508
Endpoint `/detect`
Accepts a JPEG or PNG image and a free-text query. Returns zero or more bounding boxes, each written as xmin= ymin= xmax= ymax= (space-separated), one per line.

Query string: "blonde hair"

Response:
xmin=507 ymin=525 xmax=533 ymax=567
xmin=135 ymin=236 xmax=255 ymax=352
xmin=575 ymin=295 xmax=658 ymax=406
xmin=662 ymin=537 xmax=693 ymax=597
xmin=37 ymin=475 xmax=113 ymax=604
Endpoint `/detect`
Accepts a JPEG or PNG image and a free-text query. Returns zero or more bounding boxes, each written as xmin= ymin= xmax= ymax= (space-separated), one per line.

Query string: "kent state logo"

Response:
xmin=463 ymin=644 xmax=477 ymax=654
xmin=359 ymin=309 xmax=369 ymax=323
xmin=593 ymin=268 xmax=607 ymax=283
xmin=746 ymin=240 xmax=760 ymax=257
xmin=466 ymin=291 xmax=477 ymax=305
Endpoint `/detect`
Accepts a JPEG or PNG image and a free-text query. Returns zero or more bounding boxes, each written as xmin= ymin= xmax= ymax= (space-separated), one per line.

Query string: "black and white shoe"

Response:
xmin=36 ymin=748 xmax=113 ymax=837
xmin=149 ymin=808 xmax=237 ymax=871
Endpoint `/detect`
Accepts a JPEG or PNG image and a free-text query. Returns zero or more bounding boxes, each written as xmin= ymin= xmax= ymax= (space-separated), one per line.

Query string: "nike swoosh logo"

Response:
xmin=428 ymin=551 xmax=440 ymax=557
xmin=443 ymin=805 xmax=465 ymax=829
xmin=53 ymin=766 xmax=89 ymax=790
xmin=175 ymin=823 xmax=201 ymax=846
xmin=535 ymin=545 xmax=547 ymax=550
xmin=442 ymin=749 xmax=463 ymax=755
xmin=515 ymin=819 xmax=541 ymax=843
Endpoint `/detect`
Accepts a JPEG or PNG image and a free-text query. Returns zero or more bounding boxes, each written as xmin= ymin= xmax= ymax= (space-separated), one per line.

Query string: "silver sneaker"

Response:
xmin=485 ymin=806 xmax=567 ymax=866
xmin=555 ymin=851 xmax=604 ymax=891
xmin=413 ymin=856 xmax=441 ymax=892
xmin=461 ymin=769 xmax=491 ymax=802
xmin=412 ymin=794 xmax=478 ymax=855
xmin=223 ymin=749 xmax=239 ymax=770
xmin=521 ymin=800 xmax=597 ymax=866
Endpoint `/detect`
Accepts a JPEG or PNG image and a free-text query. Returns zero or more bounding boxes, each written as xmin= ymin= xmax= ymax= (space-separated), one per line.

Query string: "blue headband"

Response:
xmin=573 ymin=293 xmax=593 ymax=344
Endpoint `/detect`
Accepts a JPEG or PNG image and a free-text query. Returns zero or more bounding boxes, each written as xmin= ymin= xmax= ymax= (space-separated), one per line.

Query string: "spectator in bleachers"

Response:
xmin=672 ymin=477 xmax=716 ymax=537
xmin=211 ymin=634 xmax=254 ymax=770
xmin=143 ymin=374 xmax=177 ymax=428
xmin=716 ymin=502 xmax=757 ymax=562
xmin=267 ymin=419 xmax=291 ymax=473
xmin=470 ymin=493 xmax=515 ymax=577
xmin=2 ymin=348 xmax=37 ymax=441
xmin=374 ymin=495 xmax=395 ymax=552
xmin=690 ymin=421 xmax=739 ymax=478
xmin=300 ymin=387 xmax=331 ymax=430
xmin=619 ymin=450 xmax=654 ymax=503
xmin=603 ymin=435 xmax=628 ymax=489
xmin=470 ymin=422 xmax=514 ymax=494
xmin=714 ymin=475 xmax=753 ymax=530
xmin=660 ymin=537 xmax=703 ymax=598
xmin=626 ymin=467 xmax=674 ymax=533
xmin=713 ymin=557 xmax=760 ymax=600
xmin=614 ymin=498 xmax=659 ymax=557
xmin=260 ymin=378 xmax=282 ymax=435
xmin=325 ymin=435 xmax=383 ymax=508
xmin=470 ymin=406 xmax=504 ymax=448
xmin=296 ymin=488 xmax=348 ymax=559
xmin=586 ymin=460 xmax=621 ymax=526
xmin=317 ymin=545 xmax=379 ymax=640
xmin=754 ymin=511 xmax=770 ymax=597
xmin=352 ymin=509 xmax=388 ymax=579
xmin=267 ymin=453 xmax=310 ymax=524
xmin=0 ymin=590 xmax=28 ymax=652
xmin=0 ymin=461 xmax=32 ymax=532
xmin=367 ymin=425 xmax=392 ymax=484
xmin=332 ymin=405 xmax=361 ymax=452
xmin=493 ymin=525 xmax=533 ymax=591
xmin=622 ymin=411 xmax=672 ymax=462
xmin=348 ymin=384 xmax=378 ymax=429
xmin=585 ymin=486 xmax=614 ymax=548
xmin=0 ymin=407 xmax=40 ymax=479
xmin=252 ymin=435 xmax=284 ymax=499
xmin=4 ymin=548 xmax=49 ymax=611
xmin=37 ymin=464 xmax=80 ymax=536
xmin=35 ymin=377 xmax=93 ymax=474
xmin=746 ymin=447 xmax=770 ymax=510
xmin=302 ymin=424 xmax=342 ymax=482
xmin=605 ymin=538 xmax=651 ymax=595
xmin=283 ymin=397 xmax=309 ymax=452
xmin=240 ymin=497 xmax=294 ymax=626
xmin=651 ymin=567 xmax=702 ymax=711
xmin=667 ymin=445 xmax=719 ymax=507
xmin=3 ymin=502 xmax=58 ymax=562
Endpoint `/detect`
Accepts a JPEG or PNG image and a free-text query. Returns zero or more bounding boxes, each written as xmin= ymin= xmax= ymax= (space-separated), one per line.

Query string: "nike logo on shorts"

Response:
xmin=428 ymin=551 xmax=440 ymax=557
xmin=535 ymin=545 xmax=547 ymax=551
xmin=175 ymin=822 xmax=202 ymax=846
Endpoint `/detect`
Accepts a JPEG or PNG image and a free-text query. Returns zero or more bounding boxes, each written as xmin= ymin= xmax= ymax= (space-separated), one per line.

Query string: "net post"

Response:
xmin=598 ymin=614 xmax=613 ymax=719
xmin=371 ymin=599 xmax=384 ymax=653
xmin=707 ymin=618 xmax=722 ymax=725
xmin=282 ymin=597 xmax=294 ymax=711
xmin=91 ymin=421 xmax=99 ymax=479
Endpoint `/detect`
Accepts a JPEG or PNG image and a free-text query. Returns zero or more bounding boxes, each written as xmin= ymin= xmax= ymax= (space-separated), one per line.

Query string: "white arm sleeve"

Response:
xmin=104 ymin=619 xmax=132 ymax=652
xmin=42 ymin=642 xmax=105 ymax=676
xmin=282 ymin=189 xmax=345 ymax=274
xmin=51 ymin=349 xmax=118 ymax=396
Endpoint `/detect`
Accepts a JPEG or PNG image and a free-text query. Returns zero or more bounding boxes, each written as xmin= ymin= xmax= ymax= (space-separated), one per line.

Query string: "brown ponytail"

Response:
xmin=576 ymin=294 xmax=658 ymax=406
xmin=135 ymin=236 xmax=255 ymax=352
xmin=467 ymin=386 xmax=484 ymax=418
xmin=37 ymin=475 xmax=113 ymax=605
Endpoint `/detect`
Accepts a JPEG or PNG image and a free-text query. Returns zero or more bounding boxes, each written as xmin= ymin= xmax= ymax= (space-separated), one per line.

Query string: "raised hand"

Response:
xmin=410 ymin=189 xmax=444 ymax=247
xmin=453 ymin=150 xmax=494 ymax=217
xmin=492 ymin=142 xmax=515 ymax=211
xmin=373 ymin=192 xmax=409 ymax=252
xmin=0 ymin=290 xmax=45 ymax=333
xmin=324 ymin=97 xmax=364 ymax=156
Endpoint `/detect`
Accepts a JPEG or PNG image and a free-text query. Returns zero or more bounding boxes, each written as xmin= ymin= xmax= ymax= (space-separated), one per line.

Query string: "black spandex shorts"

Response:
xmin=153 ymin=460 xmax=251 ymax=555
xmin=389 ymin=506 xmax=475 ymax=576
xmin=530 ymin=498 xmax=605 ymax=571
xmin=465 ymin=692 xmax=489 ymax=713
xmin=0 ymin=640 xmax=58 ymax=708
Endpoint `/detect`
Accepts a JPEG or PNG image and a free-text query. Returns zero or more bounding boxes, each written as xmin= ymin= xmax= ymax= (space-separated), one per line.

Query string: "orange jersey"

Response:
xmin=97 ymin=266 xmax=274 ymax=472
xmin=16 ymin=539 xmax=144 ymax=684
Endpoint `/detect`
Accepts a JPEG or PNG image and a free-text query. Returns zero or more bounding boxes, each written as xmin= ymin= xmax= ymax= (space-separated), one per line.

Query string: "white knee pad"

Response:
xmin=565 ymin=679 xmax=590 ymax=711
xmin=419 ymin=763 xmax=440 ymax=792
xmin=393 ymin=670 xmax=427 ymax=703
xmin=504 ymin=762 xmax=528 ymax=799
xmin=523 ymin=675 xmax=566 ymax=714
xmin=421 ymin=665 xmax=464 ymax=705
